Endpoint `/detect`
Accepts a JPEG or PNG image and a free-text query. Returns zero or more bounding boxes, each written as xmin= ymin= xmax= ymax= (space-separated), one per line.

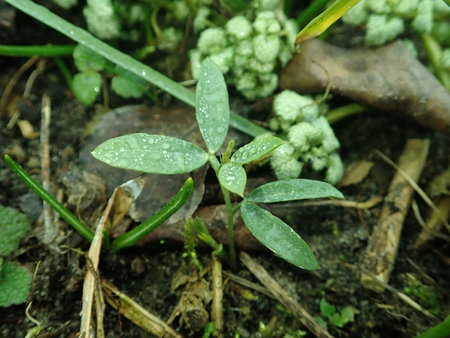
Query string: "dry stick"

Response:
xmin=223 ymin=271 xmax=275 ymax=300
xmin=101 ymin=279 xmax=182 ymax=338
xmin=361 ymin=139 xmax=430 ymax=293
xmin=414 ymin=196 xmax=450 ymax=248
xmin=240 ymin=252 xmax=334 ymax=338
xmin=40 ymin=93 xmax=57 ymax=244
xmin=211 ymin=255 xmax=224 ymax=336
xmin=80 ymin=189 xmax=116 ymax=338
xmin=0 ymin=56 xmax=39 ymax=118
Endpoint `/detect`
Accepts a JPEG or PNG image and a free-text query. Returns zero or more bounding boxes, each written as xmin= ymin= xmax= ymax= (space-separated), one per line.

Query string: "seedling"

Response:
xmin=317 ymin=298 xmax=358 ymax=329
xmin=0 ymin=204 xmax=32 ymax=307
xmin=4 ymin=155 xmax=193 ymax=253
xmin=92 ymin=59 xmax=344 ymax=270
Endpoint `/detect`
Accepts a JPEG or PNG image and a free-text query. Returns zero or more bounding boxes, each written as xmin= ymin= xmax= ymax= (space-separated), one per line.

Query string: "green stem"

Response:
xmin=111 ymin=177 xmax=194 ymax=253
xmin=326 ymin=103 xmax=366 ymax=124
xmin=421 ymin=33 xmax=450 ymax=91
xmin=4 ymin=0 xmax=268 ymax=138
xmin=0 ymin=44 xmax=75 ymax=57
xmin=4 ymin=154 xmax=95 ymax=243
xmin=54 ymin=56 xmax=73 ymax=89
xmin=209 ymin=154 xmax=237 ymax=269
xmin=220 ymin=186 xmax=237 ymax=270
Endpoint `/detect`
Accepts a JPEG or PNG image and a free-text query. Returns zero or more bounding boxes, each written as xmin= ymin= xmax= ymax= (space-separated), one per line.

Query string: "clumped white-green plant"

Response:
xmin=190 ymin=2 xmax=298 ymax=100
xmin=342 ymin=0 xmax=450 ymax=46
xmin=92 ymin=59 xmax=343 ymax=269
xmin=268 ymin=90 xmax=344 ymax=185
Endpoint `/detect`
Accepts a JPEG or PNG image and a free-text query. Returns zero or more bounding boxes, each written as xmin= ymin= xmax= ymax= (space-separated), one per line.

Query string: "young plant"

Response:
xmin=92 ymin=59 xmax=344 ymax=270
xmin=0 ymin=204 xmax=33 ymax=307
xmin=4 ymin=155 xmax=193 ymax=253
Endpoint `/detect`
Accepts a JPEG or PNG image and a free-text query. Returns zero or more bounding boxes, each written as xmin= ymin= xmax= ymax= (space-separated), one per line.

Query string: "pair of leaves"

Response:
xmin=72 ymin=45 xmax=145 ymax=105
xmin=241 ymin=180 xmax=343 ymax=270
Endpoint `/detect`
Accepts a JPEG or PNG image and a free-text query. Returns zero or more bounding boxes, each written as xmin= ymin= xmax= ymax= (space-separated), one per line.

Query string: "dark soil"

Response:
xmin=1 ymin=3 xmax=449 ymax=338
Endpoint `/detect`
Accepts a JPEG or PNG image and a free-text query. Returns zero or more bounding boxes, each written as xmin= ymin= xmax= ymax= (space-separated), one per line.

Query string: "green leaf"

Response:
xmin=218 ymin=162 xmax=246 ymax=197
xmin=111 ymin=75 xmax=144 ymax=99
xmin=196 ymin=59 xmax=230 ymax=153
xmin=73 ymin=44 xmax=107 ymax=72
xmin=320 ymin=298 xmax=336 ymax=318
xmin=0 ymin=205 xmax=31 ymax=256
xmin=240 ymin=202 xmax=319 ymax=270
xmin=91 ymin=133 xmax=208 ymax=174
xmin=295 ymin=0 xmax=361 ymax=45
xmin=231 ymin=135 xmax=283 ymax=164
xmin=72 ymin=71 xmax=102 ymax=105
xmin=0 ymin=261 xmax=32 ymax=307
xmin=246 ymin=179 xmax=344 ymax=203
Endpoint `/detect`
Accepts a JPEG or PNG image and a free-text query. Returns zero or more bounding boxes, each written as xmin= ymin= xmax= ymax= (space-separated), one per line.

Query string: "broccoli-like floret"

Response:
xmin=366 ymin=14 xmax=404 ymax=45
xmin=253 ymin=11 xmax=281 ymax=35
xmin=273 ymin=90 xmax=319 ymax=123
xmin=83 ymin=0 xmax=120 ymax=40
xmin=311 ymin=116 xmax=340 ymax=153
xmin=226 ymin=16 xmax=253 ymax=41
xmin=253 ymin=34 xmax=280 ymax=63
xmin=342 ymin=0 xmax=369 ymax=25
xmin=288 ymin=122 xmax=323 ymax=152
xmin=270 ymin=143 xmax=303 ymax=180
xmin=412 ymin=0 xmax=434 ymax=33
xmin=325 ymin=152 xmax=345 ymax=185
xmin=197 ymin=28 xmax=227 ymax=54
xmin=191 ymin=5 xmax=298 ymax=99
xmin=193 ymin=7 xmax=212 ymax=33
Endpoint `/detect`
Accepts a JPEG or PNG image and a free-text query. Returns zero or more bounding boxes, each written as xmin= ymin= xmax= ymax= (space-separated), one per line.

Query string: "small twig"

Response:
xmin=0 ymin=56 xmax=39 ymax=117
xmin=240 ymin=252 xmax=334 ymax=338
xmin=40 ymin=93 xmax=57 ymax=244
xmin=23 ymin=59 xmax=46 ymax=98
xmin=358 ymin=266 xmax=437 ymax=321
xmin=361 ymin=140 xmax=430 ymax=292
xmin=80 ymin=189 xmax=116 ymax=337
xmin=375 ymin=149 xmax=450 ymax=232
xmin=211 ymin=255 xmax=223 ymax=336
xmin=223 ymin=271 xmax=275 ymax=300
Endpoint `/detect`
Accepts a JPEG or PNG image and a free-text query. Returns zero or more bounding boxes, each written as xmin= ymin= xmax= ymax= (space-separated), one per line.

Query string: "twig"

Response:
xmin=223 ymin=271 xmax=275 ymax=300
xmin=40 ymin=93 xmax=57 ymax=244
xmin=80 ymin=189 xmax=116 ymax=337
xmin=0 ymin=56 xmax=39 ymax=117
xmin=375 ymin=149 xmax=449 ymax=232
xmin=240 ymin=252 xmax=334 ymax=338
xmin=361 ymin=140 xmax=430 ymax=292
xmin=24 ymin=59 xmax=46 ymax=98
xmin=102 ymin=279 xmax=182 ymax=338
xmin=211 ymin=255 xmax=223 ymax=336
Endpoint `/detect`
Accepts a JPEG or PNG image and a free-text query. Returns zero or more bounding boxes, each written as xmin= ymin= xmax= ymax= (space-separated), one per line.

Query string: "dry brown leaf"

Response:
xmin=280 ymin=39 xmax=450 ymax=133
xmin=337 ymin=160 xmax=374 ymax=188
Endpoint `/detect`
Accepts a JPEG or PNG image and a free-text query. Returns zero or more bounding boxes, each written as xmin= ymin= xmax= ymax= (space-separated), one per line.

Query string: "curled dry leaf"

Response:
xmin=280 ymin=39 xmax=450 ymax=133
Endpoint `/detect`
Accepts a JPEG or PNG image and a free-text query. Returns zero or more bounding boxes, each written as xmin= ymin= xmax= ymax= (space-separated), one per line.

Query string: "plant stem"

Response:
xmin=220 ymin=186 xmax=237 ymax=270
xmin=209 ymin=154 xmax=237 ymax=269
xmin=0 ymin=44 xmax=75 ymax=57
xmin=326 ymin=103 xmax=366 ymax=124
xmin=4 ymin=0 xmax=269 ymax=138
xmin=4 ymin=154 xmax=95 ymax=243
xmin=111 ymin=177 xmax=194 ymax=253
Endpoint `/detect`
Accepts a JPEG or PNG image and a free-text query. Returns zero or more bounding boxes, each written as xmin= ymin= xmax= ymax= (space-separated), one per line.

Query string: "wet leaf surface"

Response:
xmin=79 ymin=105 xmax=207 ymax=223
xmin=280 ymin=39 xmax=450 ymax=133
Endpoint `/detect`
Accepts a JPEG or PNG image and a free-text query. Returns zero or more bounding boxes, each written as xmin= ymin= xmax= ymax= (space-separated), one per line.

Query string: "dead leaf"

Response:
xmin=337 ymin=160 xmax=374 ymax=187
xmin=280 ymin=39 xmax=450 ymax=133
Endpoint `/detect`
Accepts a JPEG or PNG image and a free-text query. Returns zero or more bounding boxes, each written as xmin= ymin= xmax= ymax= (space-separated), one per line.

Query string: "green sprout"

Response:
xmin=4 ymin=155 xmax=193 ymax=253
xmin=317 ymin=298 xmax=358 ymax=329
xmin=91 ymin=59 xmax=344 ymax=270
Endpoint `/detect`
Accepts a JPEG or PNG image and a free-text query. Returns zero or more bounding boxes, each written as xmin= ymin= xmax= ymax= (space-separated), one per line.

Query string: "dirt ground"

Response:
xmin=1 ymin=3 xmax=449 ymax=338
